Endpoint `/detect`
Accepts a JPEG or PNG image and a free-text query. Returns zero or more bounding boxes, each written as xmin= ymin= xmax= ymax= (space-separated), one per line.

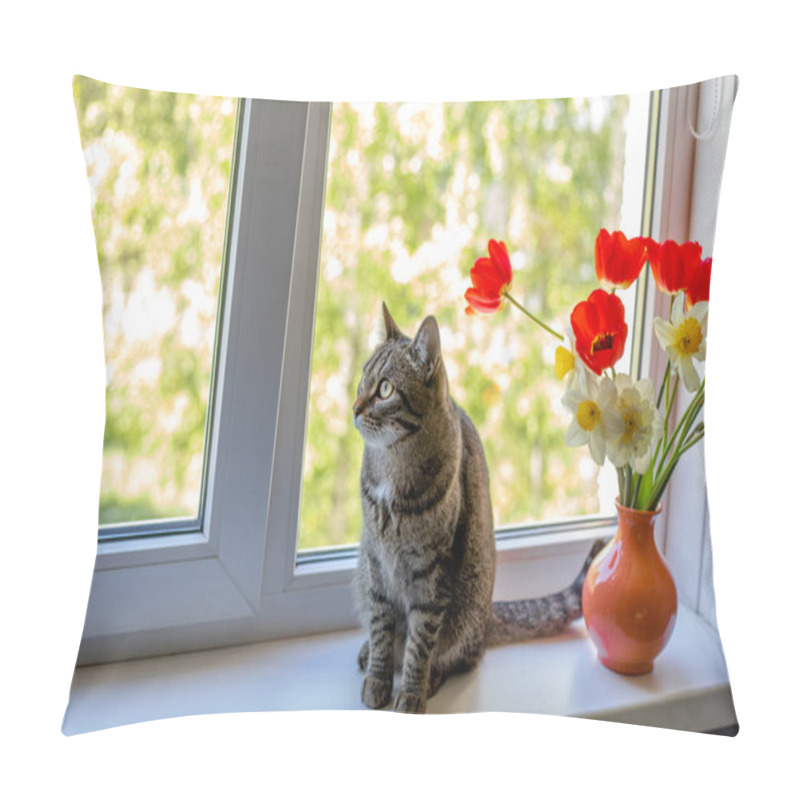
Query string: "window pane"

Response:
xmin=298 ymin=97 xmax=648 ymax=551
xmin=73 ymin=78 xmax=236 ymax=526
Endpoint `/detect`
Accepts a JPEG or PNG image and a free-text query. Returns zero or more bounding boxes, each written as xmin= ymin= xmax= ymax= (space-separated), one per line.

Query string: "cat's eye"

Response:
xmin=378 ymin=379 xmax=394 ymax=399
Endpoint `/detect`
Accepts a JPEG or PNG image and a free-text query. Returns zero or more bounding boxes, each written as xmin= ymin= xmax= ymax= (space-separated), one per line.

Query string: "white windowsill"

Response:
xmin=62 ymin=603 xmax=736 ymax=736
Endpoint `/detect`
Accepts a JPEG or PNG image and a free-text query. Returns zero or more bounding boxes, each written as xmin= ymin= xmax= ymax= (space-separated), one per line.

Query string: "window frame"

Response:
xmin=645 ymin=76 xmax=737 ymax=626
xmin=76 ymin=79 xmax=734 ymax=666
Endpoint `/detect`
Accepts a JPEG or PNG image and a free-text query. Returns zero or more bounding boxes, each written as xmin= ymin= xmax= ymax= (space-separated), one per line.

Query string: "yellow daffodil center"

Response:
xmin=577 ymin=400 xmax=601 ymax=432
xmin=619 ymin=403 xmax=643 ymax=445
xmin=676 ymin=317 xmax=703 ymax=356
xmin=554 ymin=346 xmax=575 ymax=379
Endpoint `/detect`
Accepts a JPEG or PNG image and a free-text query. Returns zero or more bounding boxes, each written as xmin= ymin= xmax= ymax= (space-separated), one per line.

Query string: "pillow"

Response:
xmin=63 ymin=75 xmax=737 ymax=736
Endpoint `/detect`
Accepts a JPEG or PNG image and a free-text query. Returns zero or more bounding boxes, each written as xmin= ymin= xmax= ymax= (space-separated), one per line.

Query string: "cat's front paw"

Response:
xmin=393 ymin=690 xmax=426 ymax=714
xmin=361 ymin=674 xmax=392 ymax=709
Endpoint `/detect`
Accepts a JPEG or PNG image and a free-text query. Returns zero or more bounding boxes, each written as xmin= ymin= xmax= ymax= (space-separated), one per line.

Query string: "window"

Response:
xmin=76 ymin=78 xmax=734 ymax=665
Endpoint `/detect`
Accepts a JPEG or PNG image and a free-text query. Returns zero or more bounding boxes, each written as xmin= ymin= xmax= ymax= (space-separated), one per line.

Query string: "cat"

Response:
xmin=353 ymin=303 xmax=604 ymax=713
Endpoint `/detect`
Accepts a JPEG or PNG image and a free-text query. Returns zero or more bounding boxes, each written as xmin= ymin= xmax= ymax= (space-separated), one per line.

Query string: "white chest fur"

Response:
xmin=371 ymin=479 xmax=394 ymax=506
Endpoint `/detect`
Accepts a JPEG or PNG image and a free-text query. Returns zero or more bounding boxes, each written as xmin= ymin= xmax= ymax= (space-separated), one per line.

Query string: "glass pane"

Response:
xmin=298 ymin=97 xmax=648 ymax=551
xmin=73 ymin=78 xmax=236 ymax=527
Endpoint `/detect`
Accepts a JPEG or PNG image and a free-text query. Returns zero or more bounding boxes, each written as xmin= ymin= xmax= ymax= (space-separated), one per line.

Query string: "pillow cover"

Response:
xmin=63 ymin=75 xmax=737 ymax=735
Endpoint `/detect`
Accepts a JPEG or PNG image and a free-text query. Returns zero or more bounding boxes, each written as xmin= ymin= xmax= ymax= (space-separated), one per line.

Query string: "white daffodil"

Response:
xmin=607 ymin=374 xmax=663 ymax=474
xmin=653 ymin=292 xmax=709 ymax=393
xmin=554 ymin=328 xmax=590 ymax=393
xmin=562 ymin=373 xmax=623 ymax=466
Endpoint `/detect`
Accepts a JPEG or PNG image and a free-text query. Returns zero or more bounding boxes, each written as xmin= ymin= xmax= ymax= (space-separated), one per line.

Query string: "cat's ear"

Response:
xmin=412 ymin=315 xmax=441 ymax=381
xmin=382 ymin=302 xmax=404 ymax=341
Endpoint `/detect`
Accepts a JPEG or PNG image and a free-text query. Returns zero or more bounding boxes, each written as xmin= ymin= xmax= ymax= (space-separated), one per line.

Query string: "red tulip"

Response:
xmin=686 ymin=257 xmax=712 ymax=308
xmin=570 ymin=289 xmax=628 ymax=375
xmin=465 ymin=239 xmax=513 ymax=315
xmin=647 ymin=239 xmax=703 ymax=295
xmin=595 ymin=229 xmax=647 ymax=290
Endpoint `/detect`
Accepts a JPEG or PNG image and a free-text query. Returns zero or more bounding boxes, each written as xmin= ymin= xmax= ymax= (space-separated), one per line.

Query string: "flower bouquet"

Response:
xmin=465 ymin=230 xmax=712 ymax=673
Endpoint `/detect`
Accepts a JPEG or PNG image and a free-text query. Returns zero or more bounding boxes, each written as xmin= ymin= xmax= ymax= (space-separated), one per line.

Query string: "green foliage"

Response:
xmin=74 ymin=76 xmax=236 ymax=524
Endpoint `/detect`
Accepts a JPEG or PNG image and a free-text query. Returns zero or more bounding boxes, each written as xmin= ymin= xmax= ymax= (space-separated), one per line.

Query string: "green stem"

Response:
xmin=623 ymin=466 xmax=629 ymax=507
xmin=655 ymin=296 xmax=676 ymax=413
xmin=503 ymin=292 xmax=564 ymax=341
xmin=647 ymin=427 xmax=705 ymax=510
xmin=655 ymin=361 xmax=671 ymax=410
xmin=648 ymin=396 xmax=705 ymax=509
xmin=616 ymin=467 xmax=627 ymax=506
xmin=660 ymin=372 xmax=676 ymax=461
xmin=646 ymin=457 xmax=680 ymax=510
xmin=617 ymin=465 xmax=637 ymax=507
xmin=657 ymin=382 xmax=704 ymax=476
xmin=677 ymin=424 xmax=705 ymax=458
xmin=631 ymin=472 xmax=643 ymax=508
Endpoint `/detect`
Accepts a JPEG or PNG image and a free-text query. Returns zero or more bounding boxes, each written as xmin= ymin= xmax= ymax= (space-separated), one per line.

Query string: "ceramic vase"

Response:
xmin=582 ymin=500 xmax=677 ymax=675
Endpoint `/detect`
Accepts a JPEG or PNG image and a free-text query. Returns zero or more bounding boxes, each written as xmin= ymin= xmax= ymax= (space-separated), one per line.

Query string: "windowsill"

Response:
xmin=62 ymin=603 xmax=736 ymax=736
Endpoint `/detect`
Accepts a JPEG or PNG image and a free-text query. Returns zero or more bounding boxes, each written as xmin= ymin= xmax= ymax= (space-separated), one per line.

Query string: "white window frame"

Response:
xmin=76 ymin=78 xmax=736 ymax=666
xmin=644 ymin=76 xmax=737 ymax=627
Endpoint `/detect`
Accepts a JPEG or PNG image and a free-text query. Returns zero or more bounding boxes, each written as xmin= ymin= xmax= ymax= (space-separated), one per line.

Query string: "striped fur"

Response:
xmin=354 ymin=304 xmax=603 ymax=713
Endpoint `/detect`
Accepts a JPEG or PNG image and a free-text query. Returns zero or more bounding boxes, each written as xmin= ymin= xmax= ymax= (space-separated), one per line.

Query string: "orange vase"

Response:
xmin=582 ymin=501 xmax=677 ymax=675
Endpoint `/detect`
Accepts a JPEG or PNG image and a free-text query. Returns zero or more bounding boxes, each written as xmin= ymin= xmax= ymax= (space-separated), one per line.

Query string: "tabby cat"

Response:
xmin=353 ymin=304 xmax=603 ymax=713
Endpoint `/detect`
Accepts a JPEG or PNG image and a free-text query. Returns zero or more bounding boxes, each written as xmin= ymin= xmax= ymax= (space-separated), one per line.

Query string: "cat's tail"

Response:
xmin=485 ymin=538 xmax=607 ymax=647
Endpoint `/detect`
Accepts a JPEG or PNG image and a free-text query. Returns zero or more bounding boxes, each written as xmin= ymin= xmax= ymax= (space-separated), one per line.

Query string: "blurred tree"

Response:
xmin=73 ymin=77 xmax=236 ymax=524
